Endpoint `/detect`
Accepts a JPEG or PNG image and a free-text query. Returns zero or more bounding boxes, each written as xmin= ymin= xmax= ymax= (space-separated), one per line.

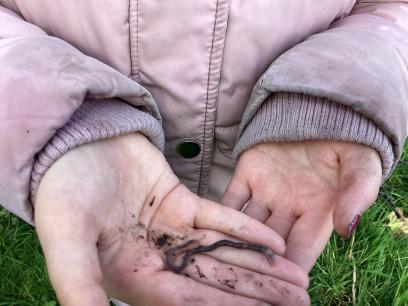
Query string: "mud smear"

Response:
xmin=153 ymin=233 xmax=173 ymax=248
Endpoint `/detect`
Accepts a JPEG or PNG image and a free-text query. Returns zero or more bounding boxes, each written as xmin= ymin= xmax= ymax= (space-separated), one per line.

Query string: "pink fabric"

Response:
xmin=0 ymin=5 xmax=162 ymax=223
xmin=0 ymin=1 xmax=407 ymax=223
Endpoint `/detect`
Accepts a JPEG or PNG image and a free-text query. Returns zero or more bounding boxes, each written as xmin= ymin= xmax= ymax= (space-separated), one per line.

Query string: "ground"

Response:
xmin=0 ymin=146 xmax=407 ymax=306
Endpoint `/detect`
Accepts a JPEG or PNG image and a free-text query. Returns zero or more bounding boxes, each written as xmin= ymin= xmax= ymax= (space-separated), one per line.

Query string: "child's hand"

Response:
xmin=222 ymin=140 xmax=382 ymax=272
xmin=35 ymin=133 xmax=310 ymax=306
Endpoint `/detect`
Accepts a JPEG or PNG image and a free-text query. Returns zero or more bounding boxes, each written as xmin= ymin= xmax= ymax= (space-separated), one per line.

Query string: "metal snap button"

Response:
xmin=176 ymin=140 xmax=201 ymax=159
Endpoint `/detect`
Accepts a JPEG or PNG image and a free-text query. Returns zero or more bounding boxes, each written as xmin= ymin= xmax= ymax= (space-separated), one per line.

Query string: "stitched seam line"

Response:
xmin=129 ymin=0 xmax=140 ymax=81
xmin=197 ymin=0 xmax=230 ymax=196
xmin=127 ymin=0 xmax=133 ymax=78
xmin=197 ymin=1 xmax=220 ymax=195
xmin=135 ymin=0 xmax=140 ymax=82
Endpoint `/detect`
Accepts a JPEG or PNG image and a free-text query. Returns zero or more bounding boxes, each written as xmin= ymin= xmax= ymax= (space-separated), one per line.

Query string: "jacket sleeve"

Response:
xmin=234 ymin=0 xmax=408 ymax=180
xmin=0 ymin=5 xmax=164 ymax=224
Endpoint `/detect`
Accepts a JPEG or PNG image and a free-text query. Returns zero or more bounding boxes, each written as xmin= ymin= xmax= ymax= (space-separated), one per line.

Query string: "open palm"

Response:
xmin=35 ymin=133 xmax=309 ymax=306
xmin=222 ymin=140 xmax=382 ymax=272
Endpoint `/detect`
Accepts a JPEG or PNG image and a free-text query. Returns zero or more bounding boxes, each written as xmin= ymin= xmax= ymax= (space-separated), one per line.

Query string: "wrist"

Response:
xmin=234 ymin=92 xmax=394 ymax=180
xmin=30 ymin=99 xmax=165 ymax=204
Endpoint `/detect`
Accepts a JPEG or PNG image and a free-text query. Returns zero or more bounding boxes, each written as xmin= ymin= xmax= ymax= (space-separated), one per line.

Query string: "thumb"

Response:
xmin=333 ymin=147 xmax=382 ymax=238
xmin=220 ymin=169 xmax=251 ymax=211
xmin=35 ymin=207 xmax=108 ymax=306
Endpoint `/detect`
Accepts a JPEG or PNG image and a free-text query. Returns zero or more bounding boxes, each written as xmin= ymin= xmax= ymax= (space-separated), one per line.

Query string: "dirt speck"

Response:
xmin=279 ymin=287 xmax=290 ymax=295
xmin=133 ymin=269 xmax=138 ymax=272
xmin=222 ymin=279 xmax=236 ymax=290
xmin=239 ymin=225 xmax=248 ymax=231
xmin=154 ymin=233 xmax=172 ymax=248
xmin=190 ymin=258 xmax=196 ymax=263
xmin=254 ymin=280 xmax=263 ymax=287
xmin=183 ymin=296 xmax=206 ymax=305
xmin=269 ymin=279 xmax=278 ymax=289
xmin=244 ymin=272 xmax=254 ymax=280
xmin=139 ymin=235 xmax=145 ymax=239
xmin=195 ymin=265 xmax=207 ymax=279
xmin=149 ymin=196 xmax=156 ymax=207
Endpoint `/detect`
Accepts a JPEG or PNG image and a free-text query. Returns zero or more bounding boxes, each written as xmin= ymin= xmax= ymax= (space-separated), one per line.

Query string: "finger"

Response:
xmin=185 ymin=230 xmax=309 ymax=288
xmin=195 ymin=199 xmax=286 ymax=255
xmin=243 ymin=200 xmax=271 ymax=223
xmin=284 ymin=211 xmax=333 ymax=273
xmin=183 ymin=254 xmax=311 ymax=306
xmin=112 ymin=271 xmax=272 ymax=306
xmin=264 ymin=211 xmax=298 ymax=240
xmin=35 ymin=209 xmax=108 ymax=306
xmin=333 ymin=147 xmax=382 ymax=238
xmin=221 ymin=171 xmax=251 ymax=211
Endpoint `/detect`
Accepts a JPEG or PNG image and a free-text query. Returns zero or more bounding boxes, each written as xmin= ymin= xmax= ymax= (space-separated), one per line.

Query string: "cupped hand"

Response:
xmin=222 ymin=140 xmax=382 ymax=272
xmin=35 ymin=133 xmax=310 ymax=306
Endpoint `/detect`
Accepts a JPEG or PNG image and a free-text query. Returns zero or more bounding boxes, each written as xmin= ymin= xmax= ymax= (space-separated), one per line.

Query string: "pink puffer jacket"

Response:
xmin=0 ymin=0 xmax=407 ymax=224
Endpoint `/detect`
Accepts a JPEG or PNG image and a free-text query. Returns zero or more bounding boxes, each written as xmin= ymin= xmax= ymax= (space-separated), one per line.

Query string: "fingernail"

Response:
xmin=347 ymin=214 xmax=361 ymax=239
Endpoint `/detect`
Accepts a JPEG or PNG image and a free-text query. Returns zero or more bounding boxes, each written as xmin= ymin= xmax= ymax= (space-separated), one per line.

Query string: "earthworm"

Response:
xmin=165 ymin=239 xmax=275 ymax=274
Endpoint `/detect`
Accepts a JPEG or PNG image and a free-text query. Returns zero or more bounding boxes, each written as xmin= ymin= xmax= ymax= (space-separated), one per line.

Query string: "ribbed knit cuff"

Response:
xmin=234 ymin=92 xmax=394 ymax=179
xmin=30 ymin=98 xmax=165 ymax=203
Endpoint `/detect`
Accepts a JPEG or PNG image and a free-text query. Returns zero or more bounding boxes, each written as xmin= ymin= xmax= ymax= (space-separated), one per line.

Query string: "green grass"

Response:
xmin=1 ymin=147 xmax=407 ymax=306
xmin=0 ymin=210 xmax=57 ymax=305
xmin=309 ymin=145 xmax=408 ymax=306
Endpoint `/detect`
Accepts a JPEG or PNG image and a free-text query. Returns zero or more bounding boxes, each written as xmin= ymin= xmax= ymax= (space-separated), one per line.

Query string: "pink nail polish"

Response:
xmin=347 ymin=214 xmax=361 ymax=239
